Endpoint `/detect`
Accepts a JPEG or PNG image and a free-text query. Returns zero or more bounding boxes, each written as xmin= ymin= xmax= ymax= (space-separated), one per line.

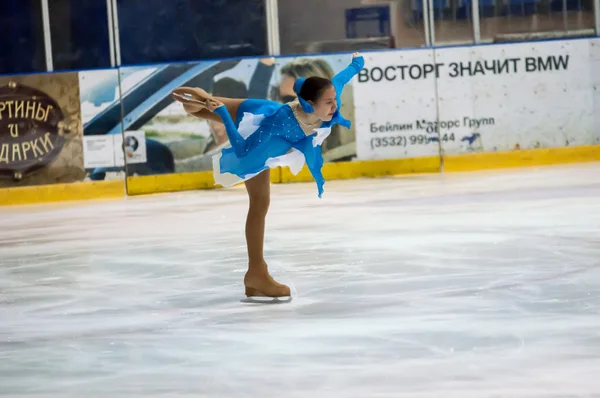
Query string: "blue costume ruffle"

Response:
xmin=212 ymin=55 xmax=365 ymax=198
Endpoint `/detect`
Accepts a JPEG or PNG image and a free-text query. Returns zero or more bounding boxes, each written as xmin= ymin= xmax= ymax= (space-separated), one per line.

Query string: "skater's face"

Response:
xmin=310 ymin=85 xmax=337 ymax=121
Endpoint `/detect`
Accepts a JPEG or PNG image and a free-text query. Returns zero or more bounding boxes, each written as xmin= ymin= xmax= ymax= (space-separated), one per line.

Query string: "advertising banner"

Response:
xmin=78 ymin=53 xmax=359 ymax=181
xmin=2 ymin=37 xmax=597 ymax=192
xmin=353 ymin=38 xmax=600 ymax=160
xmin=0 ymin=72 xmax=86 ymax=187
xmin=352 ymin=49 xmax=440 ymax=161
xmin=82 ymin=130 xmax=146 ymax=169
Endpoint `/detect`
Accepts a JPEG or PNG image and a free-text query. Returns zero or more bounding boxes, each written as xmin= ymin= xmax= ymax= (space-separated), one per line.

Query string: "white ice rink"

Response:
xmin=1 ymin=163 xmax=600 ymax=397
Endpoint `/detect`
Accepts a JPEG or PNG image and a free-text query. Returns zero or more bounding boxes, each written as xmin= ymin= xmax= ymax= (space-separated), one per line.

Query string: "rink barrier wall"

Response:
xmin=126 ymin=171 xmax=217 ymax=196
xmin=279 ymin=155 xmax=442 ymax=183
xmin=1 ymin=37 xmax=600 ymax=206
xmin=0 ymin=144 xmax=598 ymax=206
xmin=125 ymin=144 xmax=598 ymax=195
xmin=0 ymin=180 xmax=124 ymax=206
xmin=125 ymin=168 xmax=282 ymax=196
xmin=442 ymin=145 xmax=600 ymax=172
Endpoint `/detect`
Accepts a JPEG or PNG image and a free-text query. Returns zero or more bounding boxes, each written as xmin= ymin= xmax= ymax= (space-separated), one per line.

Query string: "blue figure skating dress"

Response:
xmin=212 ymin=55 xmax=365 ymax=198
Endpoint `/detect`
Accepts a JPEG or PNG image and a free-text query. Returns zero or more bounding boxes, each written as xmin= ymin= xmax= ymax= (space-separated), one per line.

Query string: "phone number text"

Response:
xmin=370 ymin=134 xmax=455 ymax=150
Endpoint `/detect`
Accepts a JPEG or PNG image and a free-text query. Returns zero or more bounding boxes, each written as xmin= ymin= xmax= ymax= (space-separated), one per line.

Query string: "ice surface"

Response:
xmin=1 ymin=163 xmax=600 ymax=397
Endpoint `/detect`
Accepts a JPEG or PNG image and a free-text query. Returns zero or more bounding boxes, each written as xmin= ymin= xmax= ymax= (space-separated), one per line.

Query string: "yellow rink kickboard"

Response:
xmin=0 ymin=145 xmax=598 ymax=206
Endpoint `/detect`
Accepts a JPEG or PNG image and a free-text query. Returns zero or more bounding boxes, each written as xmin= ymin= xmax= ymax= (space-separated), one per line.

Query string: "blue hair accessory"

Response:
xmin=293 ymin=77 xmax=314 ymax=114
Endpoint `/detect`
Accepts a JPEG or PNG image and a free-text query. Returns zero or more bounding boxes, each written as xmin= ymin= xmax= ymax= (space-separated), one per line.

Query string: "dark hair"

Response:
xmin=299 ymin=76 xmax=333 ymax=103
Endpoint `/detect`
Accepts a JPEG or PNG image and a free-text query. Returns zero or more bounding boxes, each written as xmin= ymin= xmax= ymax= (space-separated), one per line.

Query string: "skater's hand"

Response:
xmin=206 ymin=98 xmax=224 ymax=112
xmin=352 ymin=52 xmax=361 ymax=59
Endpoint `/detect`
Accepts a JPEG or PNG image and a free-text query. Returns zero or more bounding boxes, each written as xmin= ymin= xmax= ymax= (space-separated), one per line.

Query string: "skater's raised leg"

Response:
xmin=172 ymin=87 xmax=243 ymax=124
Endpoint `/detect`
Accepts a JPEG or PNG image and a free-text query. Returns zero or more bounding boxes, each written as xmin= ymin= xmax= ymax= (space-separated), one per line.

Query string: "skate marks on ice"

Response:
xmin=1 ymin=163 xmax=600 ymax=397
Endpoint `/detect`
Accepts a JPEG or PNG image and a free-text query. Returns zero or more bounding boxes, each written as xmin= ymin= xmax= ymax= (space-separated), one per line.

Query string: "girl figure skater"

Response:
xmin=171 ymin=52 xmax=365 ymax=299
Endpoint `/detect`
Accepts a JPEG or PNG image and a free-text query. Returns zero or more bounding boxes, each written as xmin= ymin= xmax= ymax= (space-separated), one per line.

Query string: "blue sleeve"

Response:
xmin=332 ymin=56 xmax=365 ymax=88
xmin=294 ymin=137 xmax=325 ymax=198
xmin=213 ymin=105 xmax=249 ymax=157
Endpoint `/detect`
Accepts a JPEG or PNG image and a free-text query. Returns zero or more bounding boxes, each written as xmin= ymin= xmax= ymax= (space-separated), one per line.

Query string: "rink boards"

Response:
xmin=0 ymin=37 xmax=599 ymax=205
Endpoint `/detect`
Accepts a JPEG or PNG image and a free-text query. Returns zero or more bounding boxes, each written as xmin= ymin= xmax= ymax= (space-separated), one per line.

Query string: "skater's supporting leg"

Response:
xmin=242 ymin=168 xmax=290 ymax=297
xmin=244 ymin=168 xmax=270 ymax=268
xmin=173 ymin=87 xmax=289 ymax=298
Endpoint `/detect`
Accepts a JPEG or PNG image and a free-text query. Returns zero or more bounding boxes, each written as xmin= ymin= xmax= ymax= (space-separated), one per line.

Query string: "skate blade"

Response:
xmin=240 ymin=295 xmax=293 ymax=304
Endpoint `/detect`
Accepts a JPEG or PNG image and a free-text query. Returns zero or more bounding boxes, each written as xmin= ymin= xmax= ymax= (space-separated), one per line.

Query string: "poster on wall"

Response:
xmin=434 ymin=38 xmax=599 ymax=155
xmin=82 ymin=130 xmax=146 ymax=168
xmin=78 ymin=53 xmax=359 ymax=181
xmin=0 ymin=73 xmax=85 ymax=188
xmin=353 ymin=37 xmax=600 ymax=160
xmin=351 ymin=49 xmax=441 ymax=161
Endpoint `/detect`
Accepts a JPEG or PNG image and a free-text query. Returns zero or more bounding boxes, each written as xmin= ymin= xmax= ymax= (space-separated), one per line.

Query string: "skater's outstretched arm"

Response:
xmin=212 ymin=105 xmax=250 ymax=157
xmin=332 ymin=53 xmax=365 ymax=88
